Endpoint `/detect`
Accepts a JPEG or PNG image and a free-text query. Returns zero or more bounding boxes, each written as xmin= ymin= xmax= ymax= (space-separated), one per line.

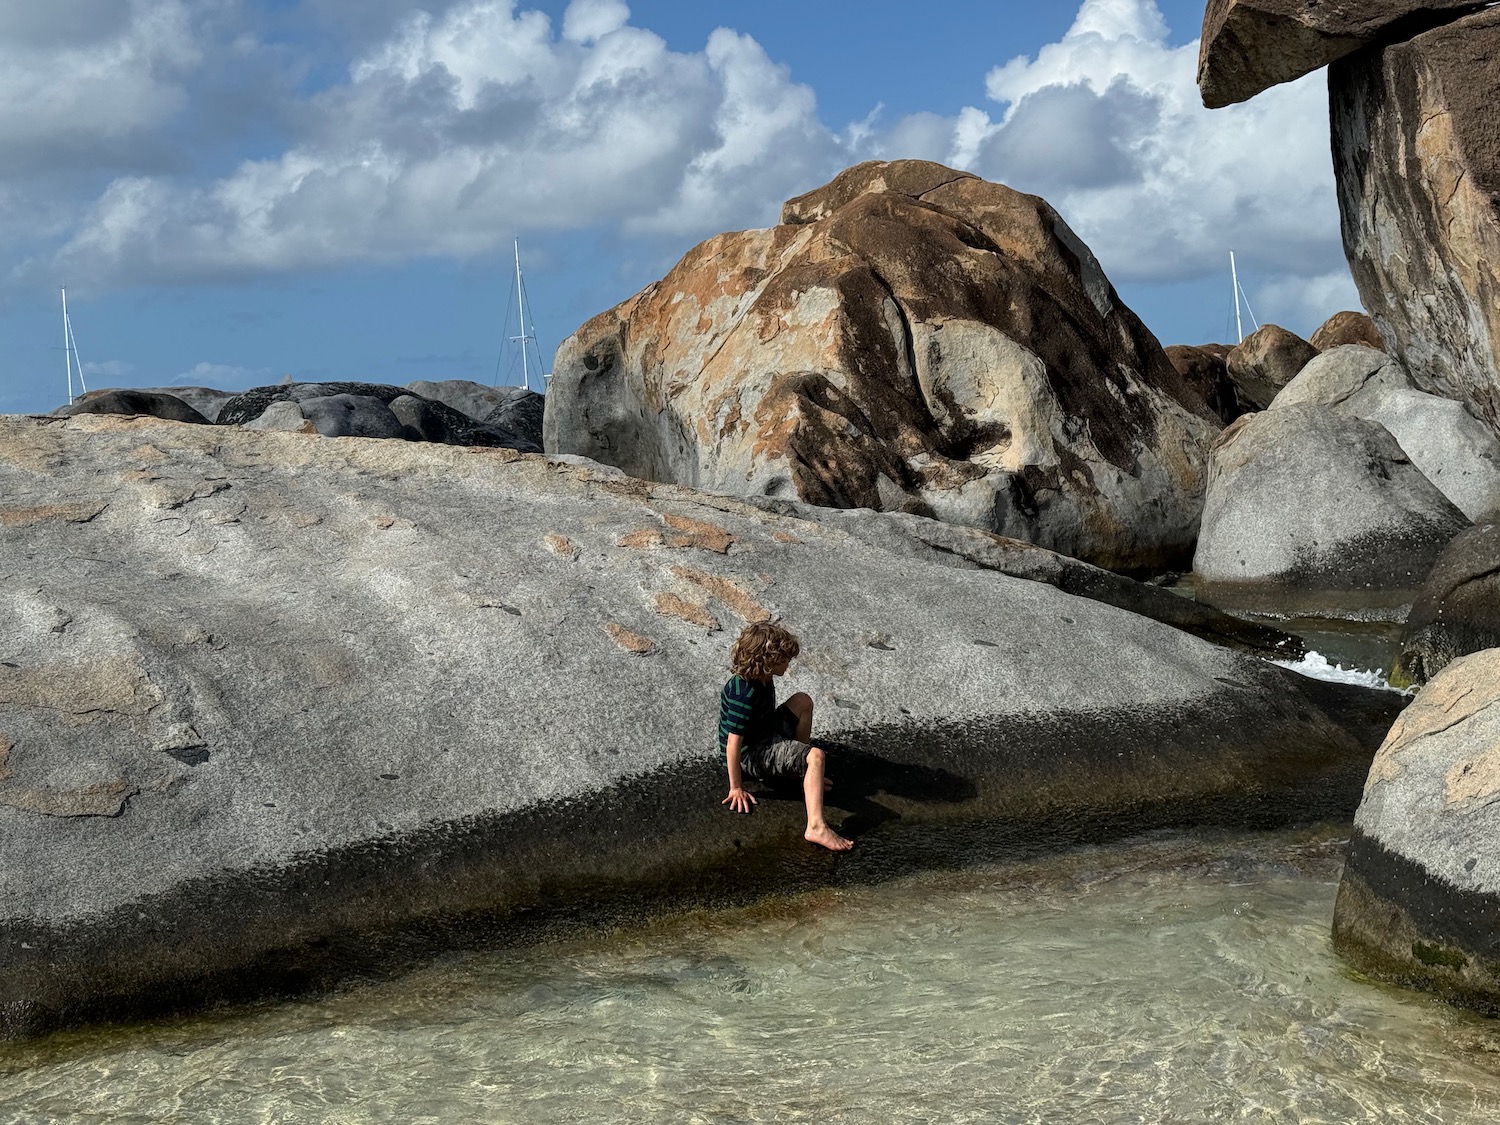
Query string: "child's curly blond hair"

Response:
xmin=730 ymin=620 xmax=800 ymax=680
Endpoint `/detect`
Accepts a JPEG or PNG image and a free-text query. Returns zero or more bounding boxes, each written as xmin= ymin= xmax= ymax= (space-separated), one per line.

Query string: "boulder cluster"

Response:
xmin=15 ymin=24 xmax=1500 ymax=1024
xmin=1197 ymin=0 xmax=1500 ymax=1016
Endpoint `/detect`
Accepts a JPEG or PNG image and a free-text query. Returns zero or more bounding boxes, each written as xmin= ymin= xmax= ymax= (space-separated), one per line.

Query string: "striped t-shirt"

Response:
xmin=718 ymin=675 xmax=775 ymax=757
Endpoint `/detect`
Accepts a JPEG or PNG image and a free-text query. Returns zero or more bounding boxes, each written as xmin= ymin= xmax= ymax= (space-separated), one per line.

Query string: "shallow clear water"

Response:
xmin=6 ymin=828 xmax=1500 ymax=1124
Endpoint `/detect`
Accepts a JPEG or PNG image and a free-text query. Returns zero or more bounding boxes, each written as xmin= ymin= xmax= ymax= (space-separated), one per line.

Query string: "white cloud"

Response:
xmin=1253 ymin=271 xmax=1364 ymax=331
xmin=0 ymin=0 xmax=201 ymax=174
xmin=80 ymin=359 xmax=135 ymax=379
xmin=49 ymin=0 xmax=843 ymax=284
xmin=867 ymin=0 xmax=1345 ymax=292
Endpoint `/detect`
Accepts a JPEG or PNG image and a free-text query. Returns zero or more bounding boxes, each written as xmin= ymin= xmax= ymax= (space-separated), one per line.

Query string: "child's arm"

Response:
xmin=722 ymin=733 xmax=758 ymax=814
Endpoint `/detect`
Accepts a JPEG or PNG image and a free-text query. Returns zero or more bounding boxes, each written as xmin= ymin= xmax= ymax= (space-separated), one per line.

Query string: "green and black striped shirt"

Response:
xmin=718 ymin=675 xmax=775 ymax=757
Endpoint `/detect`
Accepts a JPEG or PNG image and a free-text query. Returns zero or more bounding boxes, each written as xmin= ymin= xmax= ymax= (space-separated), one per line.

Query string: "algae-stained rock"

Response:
xmin=1398 ymin=519 xmax=1500 ymax=685
xmin=1334 ymin=648 xmax=1500 ymax=1013
xmin=1197 ymin=0 xmax=1483 ymax=108
xmin=1332 ymin=8 xmax=1500 ymax=440
xmin=1193 ymin=404 xmax=1470 ymax=616
xmin=546 ymin=160 xmax=1221 ymax=572
xmin=1226 ymin=324 xmax=1319 ymax=410
xmin=1310 ymin=311 xmax=1386 ymax=353
xmin=0 ymin=414 xmax=1392 ymax=1040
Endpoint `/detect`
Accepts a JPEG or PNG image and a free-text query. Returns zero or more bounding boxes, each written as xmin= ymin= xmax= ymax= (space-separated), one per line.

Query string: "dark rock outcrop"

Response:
xmin=54 ymin=389 xmax=210 ymax=426
xmin=1398 ymin=518 xmax=1500 ymax=685
xmin=1333 ymin=648 xmax=1500 ymax=1013
xmin=406 ymin=380 xmax=545 ymax=450
xmin=1193 ymin=404 xmax=1470 ymax=616
xmin=1310 ymin=311 xmax=1386 ymax=353
xmin=1197 ymin=0 xmax=1484 ymax=108
xmin=1331 ymin=8 xmax=1500 ymax=439
xmin=547 ymin=160 xmax=1222 ymax=572
xmin=1225 ymin=324 xmax=1319 ymax=411
xmin=218 ymin=382 xmax=541 ymax=451
xmin=0 ymin=414 xmax=1397 ymax=1040
xmin=1166 ymin=344 xmax=1244 ymax=424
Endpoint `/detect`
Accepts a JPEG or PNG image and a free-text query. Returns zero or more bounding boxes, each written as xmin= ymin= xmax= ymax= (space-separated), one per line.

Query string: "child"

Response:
xmin=718 ymin=620 xmax=852 ymax=852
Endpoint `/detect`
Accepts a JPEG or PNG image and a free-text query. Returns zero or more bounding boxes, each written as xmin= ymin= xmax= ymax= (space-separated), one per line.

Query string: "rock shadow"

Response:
xmin=751 ymin=739 xmax=977 ymax=838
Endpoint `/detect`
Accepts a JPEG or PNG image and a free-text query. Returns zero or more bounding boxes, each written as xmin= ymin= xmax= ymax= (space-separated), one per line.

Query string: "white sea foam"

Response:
xmin=1271 ymin=650 xmax=1411 ymax=694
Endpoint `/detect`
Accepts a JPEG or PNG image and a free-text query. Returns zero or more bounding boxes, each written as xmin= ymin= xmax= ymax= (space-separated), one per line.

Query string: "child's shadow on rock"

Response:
xmin=759 ymin=742 xmax=977 ymax=840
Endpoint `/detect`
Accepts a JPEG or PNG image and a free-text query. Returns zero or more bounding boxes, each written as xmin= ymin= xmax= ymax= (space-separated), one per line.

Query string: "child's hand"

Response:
xmin=722 ymin=786 xmax=757 ymax=814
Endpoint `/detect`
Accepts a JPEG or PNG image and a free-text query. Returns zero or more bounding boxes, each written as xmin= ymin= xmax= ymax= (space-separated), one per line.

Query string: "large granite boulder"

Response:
xmin=1194 ymin=404 xmax=1470 ymax=615
xmin=219 ymin=381 xmax=541 ymax=451
xmin=1398 ymin=518 xmax=1500 ymax=685
xmin=0 ymin=414 xmax=1399 ymax=1040
xmin=1355 ymin=389 xmax=1500 ymax=520
xmin=406 ymin=380 xmax=545 ymax=450
xmin=1225 ymin=324 xmax=1319 ymax=410
xmin=1334 ymin=648 xmax=1500 ymax=1013
xmin=1310 ymin=311 xmax=1386 ymax=353
xmin=1273 ymin=348 xmax=1500 ymax=519
xmin=1197 ymin=0 xmax=1483 ymax=108
xmin=1270 ymin=344 xmax=1409 ymax=413
xmin=546 ymin=160 xmax=1222 ymax=572
xmin=1331 ymin=8 xmax=1500 ymax=440
xmin=53 ymin=389 xmax=210 ymax=426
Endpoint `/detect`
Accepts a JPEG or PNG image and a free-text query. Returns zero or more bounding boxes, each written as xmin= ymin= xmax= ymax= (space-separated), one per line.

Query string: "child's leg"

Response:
xmin=784 ymin=692 xmax=814 ymax=743
xmin=802 ymin=746 xmax=852 ymax=851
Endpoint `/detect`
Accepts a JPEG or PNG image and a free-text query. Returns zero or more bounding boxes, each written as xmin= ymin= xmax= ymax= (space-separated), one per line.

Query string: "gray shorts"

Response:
xmin=739 ymin=705 xmax=811 ymax=785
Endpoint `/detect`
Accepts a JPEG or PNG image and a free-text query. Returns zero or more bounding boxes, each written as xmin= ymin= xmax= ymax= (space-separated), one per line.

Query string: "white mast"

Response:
xmin=1230 ymin=251 xmax=1244 ymax=344
xmin=1228 ymin=251 xmax=1260 ymax=344
xmin=61 ymin=288 xmax=87 ymax=405
xmin=510 ymin=239 xmax=534 ymax=391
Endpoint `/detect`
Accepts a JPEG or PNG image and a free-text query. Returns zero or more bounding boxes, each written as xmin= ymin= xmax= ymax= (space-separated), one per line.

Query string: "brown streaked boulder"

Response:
xmin=1225 ymin=324 xmax=1318 ymax=410
xmin=546 ymin=160 xmax=1222 ymax=572
xmin=1165 ymin=344 xmax=1244 ymax=424
xmin=1197 ymin=0 xmax=1483 ymax=109
xmin=1332 ymin=8 xmax=1500 ymax=440
xmin=1310 ymin=310 xmax=1386 ymax=352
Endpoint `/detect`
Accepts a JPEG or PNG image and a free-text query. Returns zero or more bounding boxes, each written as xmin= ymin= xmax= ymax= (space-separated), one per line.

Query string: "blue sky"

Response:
xmin=0 ymin=0 xmax=1356 ymax=413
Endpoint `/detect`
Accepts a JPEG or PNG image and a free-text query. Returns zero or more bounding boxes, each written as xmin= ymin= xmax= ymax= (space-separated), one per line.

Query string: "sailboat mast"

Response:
xmin=1230 ymin=251 xmax=1244 ymax=344
xmin=62 ymin=288 xmax=74 ymax=405
xmin=514 ymin=239 xmax=530 ymax=391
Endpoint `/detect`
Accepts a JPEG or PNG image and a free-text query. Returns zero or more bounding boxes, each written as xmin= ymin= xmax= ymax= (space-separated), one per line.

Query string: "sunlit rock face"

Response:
xmin=1196 ymin=0 xmax=1483 ymax=108
xmin=1331 ymin=8 xmax=1500 ymax=440
xmin=545 ymin=160 xmax=1221 ymax=572
xmin=1334 ymin=648 xmax=1500 ymax=1014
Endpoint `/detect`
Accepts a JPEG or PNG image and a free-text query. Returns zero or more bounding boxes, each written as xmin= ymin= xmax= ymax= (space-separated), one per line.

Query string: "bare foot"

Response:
xmin=805 ymin=823 xmax=853 ymax=851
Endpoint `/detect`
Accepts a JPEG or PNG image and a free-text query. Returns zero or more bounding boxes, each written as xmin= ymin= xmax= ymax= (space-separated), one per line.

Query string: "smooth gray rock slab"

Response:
xmin=1194 ymin=404 xmax=1470 ymax=616
xmin=1334 ymin=648 xmax=1500 ymax=1013
xmin=0 ymin=414 xmax=1399 ymax=1040
xmin=300 ymin=393 xmax=407 ymax=439
xmin=1358 ymin=389 xmax=1500 ymax=521
xmin=1398 ymin=518 xmax=1500 ymax=684
xmin=1271 ymin=345 xmax=1411 ymax=413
